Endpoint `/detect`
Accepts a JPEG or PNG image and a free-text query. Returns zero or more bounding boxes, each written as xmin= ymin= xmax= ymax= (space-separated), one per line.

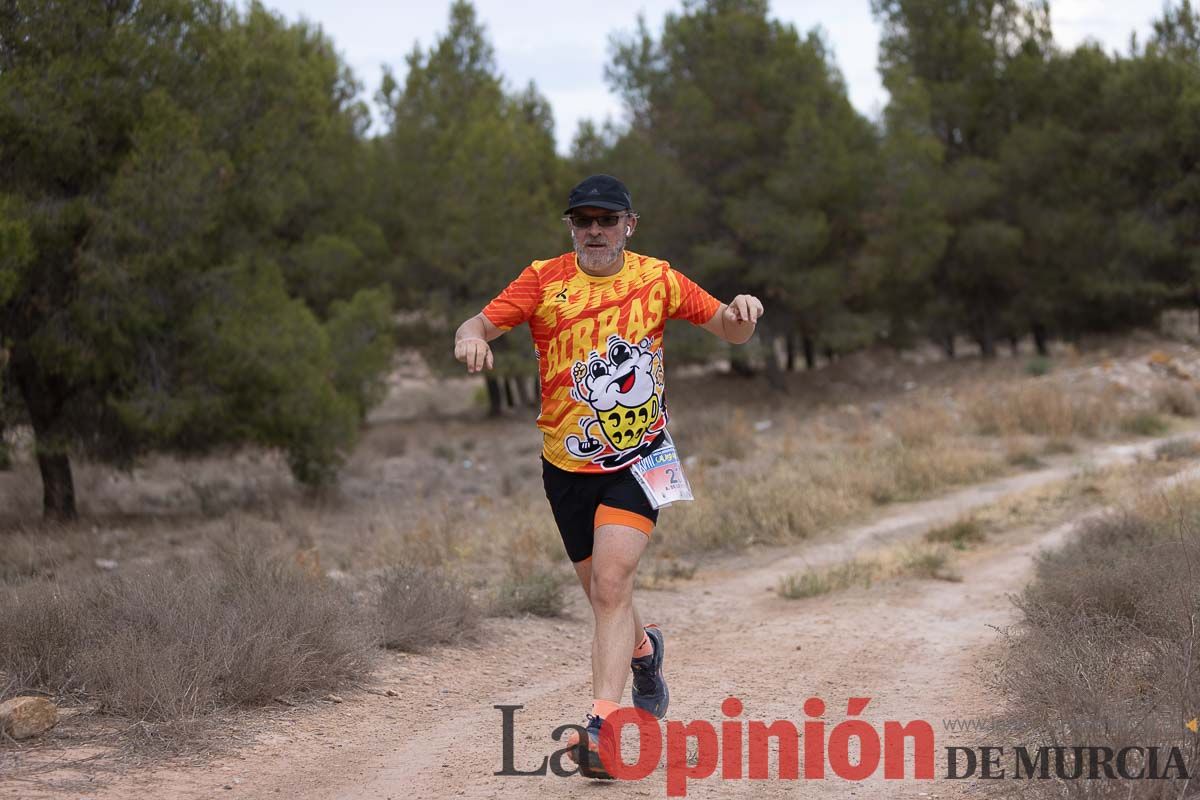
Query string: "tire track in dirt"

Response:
xmin=10 ymin=438 xmax=1194 ymax=800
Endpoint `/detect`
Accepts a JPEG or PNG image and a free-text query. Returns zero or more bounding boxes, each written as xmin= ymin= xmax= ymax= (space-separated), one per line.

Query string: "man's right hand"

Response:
xmin=455 ymin=337 xmax=494 ymax=373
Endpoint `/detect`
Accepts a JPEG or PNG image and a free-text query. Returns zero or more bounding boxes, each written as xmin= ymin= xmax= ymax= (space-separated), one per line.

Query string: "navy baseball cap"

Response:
xmin=564 ymin=174 xmax=633 ymax=214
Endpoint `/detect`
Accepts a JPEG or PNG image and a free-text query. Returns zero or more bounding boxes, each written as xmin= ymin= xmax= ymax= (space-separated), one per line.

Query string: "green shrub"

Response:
xmin=1024 ymin=356 xmax=1052 ymax=376
xmin=1120 ymin=411 xmax=1169 ymax=437
xmin=924 ymin=517 xmax=986 ymax=549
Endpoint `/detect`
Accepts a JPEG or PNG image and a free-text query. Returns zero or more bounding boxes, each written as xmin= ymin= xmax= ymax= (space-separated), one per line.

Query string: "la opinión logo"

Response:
xmin=494 ymin=697 xmax=1193 ymax=797
xmin=496 ymin=696 xmax=935 ymax=796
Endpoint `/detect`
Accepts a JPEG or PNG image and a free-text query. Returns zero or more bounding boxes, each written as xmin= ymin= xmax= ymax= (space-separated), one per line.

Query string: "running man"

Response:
xmin=453 ymin=174 xmax=763 ymax=775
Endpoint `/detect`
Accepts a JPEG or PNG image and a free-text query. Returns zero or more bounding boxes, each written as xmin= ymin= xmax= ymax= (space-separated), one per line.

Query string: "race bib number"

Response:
xmin=630 ymin=432 xmax=693 ymax=509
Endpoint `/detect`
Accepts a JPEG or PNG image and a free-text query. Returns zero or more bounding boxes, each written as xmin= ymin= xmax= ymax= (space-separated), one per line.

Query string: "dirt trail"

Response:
xmin=6 ymin=438 xmax=1194 ymax=800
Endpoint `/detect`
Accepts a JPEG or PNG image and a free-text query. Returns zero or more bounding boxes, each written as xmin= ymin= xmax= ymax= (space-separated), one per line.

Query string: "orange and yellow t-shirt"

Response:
xmin=482 ymin=250 xmax=722 ymax=473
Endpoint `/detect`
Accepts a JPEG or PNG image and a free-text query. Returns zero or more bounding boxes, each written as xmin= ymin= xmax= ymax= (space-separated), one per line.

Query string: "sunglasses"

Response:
xmin=565 ymin=213 xmax=626 ymax=228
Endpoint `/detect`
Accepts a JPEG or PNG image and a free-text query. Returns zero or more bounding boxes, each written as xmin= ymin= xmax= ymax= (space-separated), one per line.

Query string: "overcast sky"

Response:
xmin=260 ymin=0 xmax=1160 ymax=149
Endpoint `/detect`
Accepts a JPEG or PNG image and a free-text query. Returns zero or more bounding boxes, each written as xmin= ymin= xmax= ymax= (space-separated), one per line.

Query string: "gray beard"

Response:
xmin=574 ymin=235 xmax=626 ymax=269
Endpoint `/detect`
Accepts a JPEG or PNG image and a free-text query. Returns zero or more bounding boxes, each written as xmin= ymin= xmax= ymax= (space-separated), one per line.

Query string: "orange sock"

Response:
xmin=632 ymin=631 xmax=653 ymax=659
xmin=592 ymin=699 xmax=620 ymax=719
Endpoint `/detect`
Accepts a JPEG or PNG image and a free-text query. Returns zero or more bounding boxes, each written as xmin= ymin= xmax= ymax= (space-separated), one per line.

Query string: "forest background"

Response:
xmin=2 ymin=0 xmax=1198 ymax=519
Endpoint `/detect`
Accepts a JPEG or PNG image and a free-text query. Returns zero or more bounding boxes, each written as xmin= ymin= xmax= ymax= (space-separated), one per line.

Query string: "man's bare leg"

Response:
xmin=572 ymin=552 xmax=647 ymax=656
xmin=586 ymin=524 xmax=650 ymax=703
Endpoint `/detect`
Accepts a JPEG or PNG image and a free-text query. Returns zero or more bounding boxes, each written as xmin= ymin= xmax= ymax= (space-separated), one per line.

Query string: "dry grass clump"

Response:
xmin=377 ymin=564 xmax=481 ymax=651
xmin=885 ymin=403 xmax=954 ymax=448
xmin=0 ymin=579 xmax=90 ymax=700
xmin=1155 ymin=436 xmax=1200 ymax=461
xmin=359 ymin=423 xmax=409 ymax=459
xmin=922 ymin=459 xmax=1194 ymax=564
xmin=637 ymin=559 xmax=698 ymax=589
xmin=988 ymin=490 xmax=1200 ymax=797
xmin=491 ymin=565 xmax=567 ymax=618
xmin=1154 ymin=380 xmax=1200 ymax=418
xmin=896 ymin=544 xmax=959 ymax=581
xmin=487 ymin=514 xmax=570 ymax=617
xmin=673 ymin=407 xmax=755 ymax=463
xmin=0 ymin=539 xmax=373 ymax=722
xmin=1004 ymin=437 xmax=1046 ymax=469
xmin=1 ymin=445 xmax=301 ymax=522
xmin=1019 ymin=512 xmax=1157 ymax=620
xmin=924 ymin=516 xmax=986 ymax=549
xmin=0 ymin=465 xmax=47 ymax=520
xmin=777 ymin=570 xmax=831 ymax=599
xmin=1119 ymin=410 xmax=1170 ymax=437
xmin=963 ymin=381 xmax=1120 ymax=439
xmin=665 ymin=431 xmax=1003 ymax=554
xmin=338 ymin=503 xmax=478 ymax=569
xmin=0 ymin=527 xmax=81 ymax=584
xmin=496 ymin=513 xmax=568 ymax=568
xmin=777 ymin=541 xmax=960 ymax=600
xmin=777 ymin=558 xmax=877 ymax=599
xmin=290 ymin=499 xmax=563 ymax=578
xmin=670 ymin=470 xmax=846 ymax=552
xmin=1042 ymin=437 xmax=1076 ymax=455
xmin=878 ymin=442 xmax=1000 ymax=500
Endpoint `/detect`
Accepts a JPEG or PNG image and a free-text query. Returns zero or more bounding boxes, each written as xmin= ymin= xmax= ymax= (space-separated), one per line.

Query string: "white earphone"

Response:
xmin=625 ymin=226 xmax=632 ymax=236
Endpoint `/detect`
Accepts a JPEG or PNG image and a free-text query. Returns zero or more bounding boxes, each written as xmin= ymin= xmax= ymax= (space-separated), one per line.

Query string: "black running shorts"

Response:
xmin=541 ymin=454 xmax=660 ymax=563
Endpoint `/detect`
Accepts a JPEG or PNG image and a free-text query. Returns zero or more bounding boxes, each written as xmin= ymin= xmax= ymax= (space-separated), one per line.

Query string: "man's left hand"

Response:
xmin=724 ymin=294 xmax=764 ymax=324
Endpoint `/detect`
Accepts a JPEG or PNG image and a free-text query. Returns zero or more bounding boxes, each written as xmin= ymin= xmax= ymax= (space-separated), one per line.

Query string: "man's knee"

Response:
xmin=590 ymin=566 xmax=633 ymax=611
xmin=589 ymin=523 xmax=646 ymax=612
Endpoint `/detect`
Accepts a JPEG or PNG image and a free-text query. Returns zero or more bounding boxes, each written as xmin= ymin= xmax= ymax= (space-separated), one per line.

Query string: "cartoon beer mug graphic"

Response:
xmin=566 ymin=335 xmax=665 ymax=467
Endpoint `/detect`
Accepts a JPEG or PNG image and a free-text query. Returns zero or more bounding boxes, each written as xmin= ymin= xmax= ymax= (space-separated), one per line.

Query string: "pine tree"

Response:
xmin=374 ymin=1 xmax=561 ymax=412
xmin=606 ymin=0 xmax=876 ymax=381
xmin=0 ymin=1 xmax=393 ymax=518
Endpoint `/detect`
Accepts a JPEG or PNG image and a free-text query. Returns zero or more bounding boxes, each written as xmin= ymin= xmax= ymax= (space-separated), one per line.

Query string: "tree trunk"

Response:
xmin=764 ymin=342 xmax=786 ymax=392
xmin=942 ymin=334 xmax=955 ymax=359
xmin=36 ymin=450 xmax=76 ymax=522
xmin=802 ymin=335 xmax=816 ymax=370
xmin=1008 ymin=335 xmax=1020 ymax=356
xmin=976 ymin=329 xmax=997 ymax=359
xmin=503 ymin=377 xmax=516 ymax=409
xmin=785 ymin=334 xmax=796 ymax=372
xmin=484 ymin=376 xmax=503 ymax=418
xmin=11 ymin=354 xmax=77 ymax=520
xmin=759 ymin=321 xmax=787 ymax=393
xmin=515 ymin=376 xmax=534 ymax=407
xmin=823 ymin=345 xmax=835 ymax=364
xmin=1032 ymin=322 xmax=1049 ymax=357
xmin=729 ymin=351 xmax=755 ymax=377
